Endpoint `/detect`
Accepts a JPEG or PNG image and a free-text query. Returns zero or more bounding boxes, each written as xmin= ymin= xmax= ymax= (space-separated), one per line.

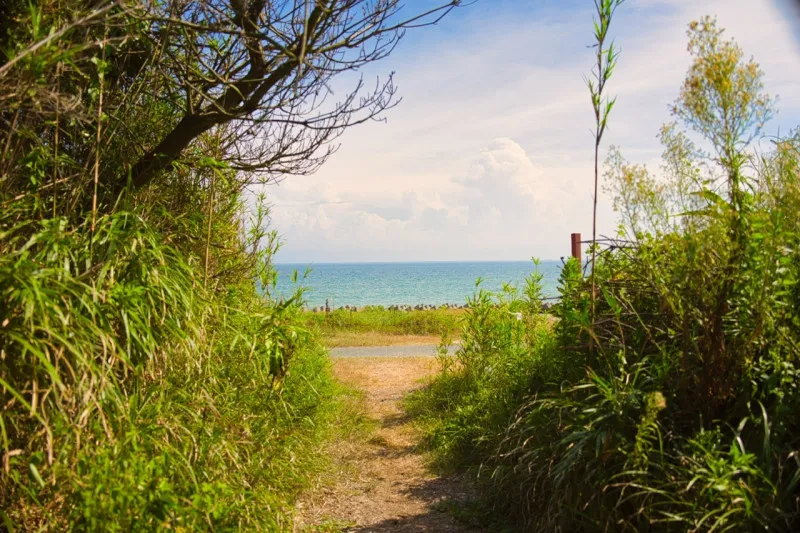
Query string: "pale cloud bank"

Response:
xmin=272 ymin=137 xmax=582 ymax=261
xmin=265 ymin=0 xmax=800 ymax=263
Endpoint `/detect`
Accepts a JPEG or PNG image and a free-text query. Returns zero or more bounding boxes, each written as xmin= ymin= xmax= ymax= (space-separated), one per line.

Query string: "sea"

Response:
xmin=272 ymin=260 xmax=564 ymax=309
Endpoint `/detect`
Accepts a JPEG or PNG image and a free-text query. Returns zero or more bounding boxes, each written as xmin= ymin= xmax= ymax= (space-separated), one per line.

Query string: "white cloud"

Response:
xmin=270 ymin=137 xmax=598 ymax=262
xmin=265 ymin=0 xmax=800 ymax=263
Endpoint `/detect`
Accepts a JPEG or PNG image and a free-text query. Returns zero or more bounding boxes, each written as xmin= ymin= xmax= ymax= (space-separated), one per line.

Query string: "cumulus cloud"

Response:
xmin=263 ymin=0 xmax=800 ymax=263
xmin=453 ymin=138 xmax=575 ymax=226
xmin=268 ymin=138 xmax=593 ymax=262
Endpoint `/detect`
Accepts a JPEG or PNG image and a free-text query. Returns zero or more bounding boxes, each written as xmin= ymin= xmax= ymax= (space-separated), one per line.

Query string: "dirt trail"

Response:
xmin=329 ymin=344 xmax=458 ymax=358
xmin=295 ymin=356 xmax=481 ymax=532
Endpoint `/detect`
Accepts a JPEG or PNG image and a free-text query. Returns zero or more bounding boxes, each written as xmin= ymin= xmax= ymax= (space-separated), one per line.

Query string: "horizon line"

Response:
xmin=273 ymin=258 xmax=565 ymax=265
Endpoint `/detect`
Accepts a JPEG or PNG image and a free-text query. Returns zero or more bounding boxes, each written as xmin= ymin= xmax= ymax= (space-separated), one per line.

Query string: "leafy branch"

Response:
xmin=587 ymin=0 xmax=623 ymax=325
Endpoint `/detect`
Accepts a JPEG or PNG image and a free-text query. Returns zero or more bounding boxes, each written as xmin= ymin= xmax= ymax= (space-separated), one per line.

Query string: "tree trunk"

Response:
xmin=125 ymin=113 xmax=218 ymax=193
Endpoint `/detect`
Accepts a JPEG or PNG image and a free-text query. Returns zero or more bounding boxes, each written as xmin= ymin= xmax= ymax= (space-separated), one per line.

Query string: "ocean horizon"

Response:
xmin=273 ymin=260 xmax=565 ymax=308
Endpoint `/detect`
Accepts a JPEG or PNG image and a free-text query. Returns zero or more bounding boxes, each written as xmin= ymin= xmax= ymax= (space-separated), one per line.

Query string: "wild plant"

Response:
xmin=411 ymin=14 xmax=800 ymax=533
xmin=0 ymin=1 xmax=408 ymax=527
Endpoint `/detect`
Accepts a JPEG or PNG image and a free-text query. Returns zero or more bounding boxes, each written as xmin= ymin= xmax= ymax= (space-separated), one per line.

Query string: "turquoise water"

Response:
xmin=273 ymin=260 xmax=563 ymax=308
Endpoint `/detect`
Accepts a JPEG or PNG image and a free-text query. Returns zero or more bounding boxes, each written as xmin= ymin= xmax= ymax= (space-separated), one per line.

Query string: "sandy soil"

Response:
xmin=322 ymin=333 xmax=445 ymax=348
xmin=330 ymin=344 xmax=459 ymax=358
xmin=294 ymin=356 xmax=481 ymax=532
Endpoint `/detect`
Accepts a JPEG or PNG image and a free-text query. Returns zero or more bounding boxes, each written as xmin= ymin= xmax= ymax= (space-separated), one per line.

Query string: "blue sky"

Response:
xmin=267 ymin=0 xmax=800 ymax=263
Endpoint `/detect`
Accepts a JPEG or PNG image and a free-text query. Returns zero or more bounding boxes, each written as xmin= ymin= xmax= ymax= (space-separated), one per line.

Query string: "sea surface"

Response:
xmin=273 ymin=260 xmax=563 ymax=308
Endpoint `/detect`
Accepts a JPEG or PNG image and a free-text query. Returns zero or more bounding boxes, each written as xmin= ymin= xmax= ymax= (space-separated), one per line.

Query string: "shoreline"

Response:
xmin=305 ymin=303 xmax=467 ymax=312
xmin=303 ymin=302 xmax=554 ymax=312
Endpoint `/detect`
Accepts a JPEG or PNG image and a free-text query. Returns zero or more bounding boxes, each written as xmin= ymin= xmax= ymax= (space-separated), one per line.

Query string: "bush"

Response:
xmin=406 ymin=266 xmax=555 ymax=470
xmin=0 ymin=200 xmax=344 ymax=530
xmin=0 ymin=4 xmax=348 ymax=527
xmin=302 ymin=307 xmax=461 ymax=338
xmin=410 ymin=17 xmax=800 ymax=532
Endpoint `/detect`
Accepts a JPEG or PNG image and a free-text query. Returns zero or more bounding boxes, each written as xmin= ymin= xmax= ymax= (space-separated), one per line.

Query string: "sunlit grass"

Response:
xmin=301 ymin=307 xmax=464 ymax=347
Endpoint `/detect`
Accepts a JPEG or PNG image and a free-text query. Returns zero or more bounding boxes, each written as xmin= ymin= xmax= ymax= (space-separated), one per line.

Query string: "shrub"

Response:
xmin=0 ymin=199 xmax=343 ymax=529
xmin=410 ymin=17 xmax=800 ymax=532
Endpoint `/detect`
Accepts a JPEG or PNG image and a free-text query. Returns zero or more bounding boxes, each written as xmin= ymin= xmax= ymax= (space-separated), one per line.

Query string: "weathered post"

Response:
xmin=571 ymin=233 xmax=582 ymax=261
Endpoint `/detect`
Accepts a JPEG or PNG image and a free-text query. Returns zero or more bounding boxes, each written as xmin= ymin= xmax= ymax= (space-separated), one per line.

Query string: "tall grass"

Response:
xmin=406 ymin=269 xmax=554 ymax=470
xmin=409 ymin=17 xmax=800 ymax=533
xmin=0 ymin=198 xmax=346 ymax=529
xmin=0 ymin=2 xmax=352 ymax=528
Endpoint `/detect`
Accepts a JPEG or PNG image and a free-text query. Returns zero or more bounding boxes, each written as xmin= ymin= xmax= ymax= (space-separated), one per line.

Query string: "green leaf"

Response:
xmin=601 ymin=286 xmax=621 ymax=315
xmin=29 ymin=463 xmax=45 ymax=488
xmin=1 ymin=509 xmax=15 ymax=533
xmin=692 ymin=189 xmax=732 ymax=212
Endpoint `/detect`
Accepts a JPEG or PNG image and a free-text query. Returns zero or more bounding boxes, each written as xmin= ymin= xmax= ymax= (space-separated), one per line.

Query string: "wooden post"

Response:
xmin=571 ymin=233 xmax=581 ymax=260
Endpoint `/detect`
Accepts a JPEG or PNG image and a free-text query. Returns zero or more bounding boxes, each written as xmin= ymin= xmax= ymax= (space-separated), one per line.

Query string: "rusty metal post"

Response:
xmin=571 ymin=233 xmax=581 ymax=260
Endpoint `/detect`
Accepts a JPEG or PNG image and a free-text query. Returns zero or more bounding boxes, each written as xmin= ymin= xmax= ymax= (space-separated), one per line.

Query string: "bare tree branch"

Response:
xmin=120 ymin=0 xmax=463 ymax=195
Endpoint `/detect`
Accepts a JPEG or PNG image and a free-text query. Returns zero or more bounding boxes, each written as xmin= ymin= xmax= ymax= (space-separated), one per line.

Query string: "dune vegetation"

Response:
xmin=300 ymin=307 xmax=463 ymax=347
xmin=408 ymin=12 xmax=800 ymax=533
xmin=2 ymin=0 xmax=799 ymax=531
xmin=0 ymin=0 xmax=460 ymax=529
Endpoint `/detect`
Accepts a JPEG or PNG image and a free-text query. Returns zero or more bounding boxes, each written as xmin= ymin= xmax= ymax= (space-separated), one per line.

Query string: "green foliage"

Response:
xmin=411 ymin=16 xmax=800 ymax=533
xmin=587 ymin=0 xmax=624 ymax=143
xmin=406 ymin=262 xmax=555 ymax=470
xmin=0 ymin=1 xmax=355 ymax=529
xmin=301 ymin=307 xmax=461 ymax=338
xmin=0 ymin=198 xmax=344 ymax=530
xmin=674 ymin=17 xmax=775 ymax=157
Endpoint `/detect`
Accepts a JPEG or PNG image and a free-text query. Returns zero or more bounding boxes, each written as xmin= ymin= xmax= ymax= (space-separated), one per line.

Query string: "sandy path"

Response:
xmin=295 ymin=356 xmax=481 ymax=532
xmin=329 ymin=344 xmax=458 ymax=358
